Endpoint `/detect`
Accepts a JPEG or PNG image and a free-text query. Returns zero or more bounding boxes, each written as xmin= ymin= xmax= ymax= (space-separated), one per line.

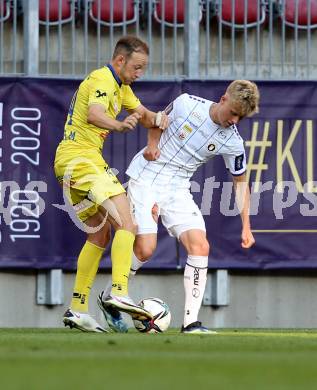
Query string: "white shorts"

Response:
xmin=128 ymin=179 xmax=206 ymax=239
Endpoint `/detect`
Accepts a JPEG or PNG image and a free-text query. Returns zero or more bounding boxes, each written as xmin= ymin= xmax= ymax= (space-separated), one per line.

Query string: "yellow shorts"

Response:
xmin=54 ymin=145 xmax=125 ymax=221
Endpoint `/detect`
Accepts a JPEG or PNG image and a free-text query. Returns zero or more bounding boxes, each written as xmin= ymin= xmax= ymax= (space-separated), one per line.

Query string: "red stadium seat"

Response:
xmin=39 ymin=0 xmax=75 ymax=25
xmin=279 ymin=0 xmax=317 ymax=29
xmin=89 ymin=0 xmax=139 ymax=26
xmin=0 ymin=0 xmax=10 ymax=22
xmin=217 ymin=0 xmax=267 ymax=28
xmin=154 ymin=0 xmax=202 ymax=27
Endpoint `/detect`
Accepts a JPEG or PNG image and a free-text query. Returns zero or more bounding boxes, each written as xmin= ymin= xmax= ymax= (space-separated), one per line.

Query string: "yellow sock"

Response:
xmin=70 ymin=241 xmax=104 ymax=312
xmin=111 ymin=229 xmax=135 ymax=296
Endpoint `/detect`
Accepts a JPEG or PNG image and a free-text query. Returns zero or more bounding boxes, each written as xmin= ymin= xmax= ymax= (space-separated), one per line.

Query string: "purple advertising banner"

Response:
xmin=0 ymin=78 xmax=317 ymax=270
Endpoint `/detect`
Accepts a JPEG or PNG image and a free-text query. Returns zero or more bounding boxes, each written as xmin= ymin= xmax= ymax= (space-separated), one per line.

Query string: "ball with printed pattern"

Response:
xmin=133 ymin=297 xmax=171 ymax=333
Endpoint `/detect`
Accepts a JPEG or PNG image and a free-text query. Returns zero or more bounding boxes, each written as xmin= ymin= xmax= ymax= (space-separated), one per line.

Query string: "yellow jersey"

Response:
xmin=60 ymin=64 xmax=141 ymax=151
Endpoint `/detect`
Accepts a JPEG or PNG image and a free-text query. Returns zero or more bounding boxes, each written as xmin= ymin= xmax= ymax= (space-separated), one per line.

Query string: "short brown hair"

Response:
xmin=112 ymin=36 xmax=149 ymax=59
xmin=226 ymin=80 xmax=260 ymax=117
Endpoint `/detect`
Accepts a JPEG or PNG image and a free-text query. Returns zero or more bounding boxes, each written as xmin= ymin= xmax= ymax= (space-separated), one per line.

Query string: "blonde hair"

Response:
xmin=226 ymin=80 xmax=259 ymax=117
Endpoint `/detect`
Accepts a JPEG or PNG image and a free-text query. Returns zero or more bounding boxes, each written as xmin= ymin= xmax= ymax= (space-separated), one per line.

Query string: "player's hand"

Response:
xmin=241 ymin=227 xmax=255 ymax=249
xmin=154 ymin=111 xmax=169 ymax=130
xmin=119 ymin=112 xmax=141 ymax=132
xmin=143 ymin=145 xmax=161 ymax=161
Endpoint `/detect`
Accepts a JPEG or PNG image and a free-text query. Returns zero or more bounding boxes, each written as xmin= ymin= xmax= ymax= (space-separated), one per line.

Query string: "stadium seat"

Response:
xmin=278 ymin=0 xmax=317 ymax=29
xmin=89 ymin=0 xmax=139 ymax=26
xmin=39 ymin=0 xmax=76 ymax=25
xmin=216 ymin=0 xmax=267 ymax=29
xmin=0 ymin=0 xmax=10 ymax=23
xmin=154 ymin=0 xmax=203 ymax=28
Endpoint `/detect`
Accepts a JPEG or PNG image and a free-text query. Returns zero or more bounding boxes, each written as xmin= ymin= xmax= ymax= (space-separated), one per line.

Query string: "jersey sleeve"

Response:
xmin=163 ymin=100 xmax=175 ymax=121
xmin=222 ymin=148 xmax=247 ymax=176
xmin=122 ymin=86 xmax=141 ymax=110
xmin=164 ymin=93 xmax=187 ymax=121
xmin=87 ymin=76 xmax=112 ymax=110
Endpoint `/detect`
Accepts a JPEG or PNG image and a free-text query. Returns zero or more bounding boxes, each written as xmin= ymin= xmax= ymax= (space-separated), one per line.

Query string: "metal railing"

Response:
xmin=0 ymin=0 xmax=21 ymax=74
xmin=1 ymin=0 xmax=317 ymax=80
xmin=203 ymin=0 xmax=317 ymax=80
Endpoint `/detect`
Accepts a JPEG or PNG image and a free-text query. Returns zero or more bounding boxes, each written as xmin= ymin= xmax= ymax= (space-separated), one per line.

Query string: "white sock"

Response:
xmin=183 ymin=255 xmax=208 ymax=327
xmin=130 ymin=252 xmax=147 ymax=276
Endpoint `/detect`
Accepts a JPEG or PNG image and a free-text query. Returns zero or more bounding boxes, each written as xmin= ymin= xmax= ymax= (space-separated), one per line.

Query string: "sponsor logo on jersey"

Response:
xmin=235 ymin=153 xmax=244 ymax=171
xmin=191 ymin=111 xmax=202 ymax=121
xmin=95 ymin=90 xmax=107 ymax=98
xmin=207 ymin=143 xmax=216 ymax=152
xmin=184 ymin=124 xmax=192 ymax=133
xmin=178 ymin=123 xmax=193 ymax=140
xmin=189 ymin=111 xmax=204 ymax=127
xmin=187 ymin=118 xmax=199 ymax=129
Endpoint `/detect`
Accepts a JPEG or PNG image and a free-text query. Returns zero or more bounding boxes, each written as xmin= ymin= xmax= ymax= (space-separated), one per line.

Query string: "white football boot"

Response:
xmin=63 ymin=309 xmax=108 ymax=333
xmin=98 ymin=291 xmax=153 ymax=321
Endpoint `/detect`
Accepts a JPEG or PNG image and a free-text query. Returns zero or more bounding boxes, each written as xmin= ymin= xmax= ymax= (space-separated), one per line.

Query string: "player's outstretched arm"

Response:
xmin=88 ymin=104 xmax=141 ymax=132
xmin=232 ymin=173 xmax=255 ymax=249
xmin=131 ymin=104 xmax=169 ymax=130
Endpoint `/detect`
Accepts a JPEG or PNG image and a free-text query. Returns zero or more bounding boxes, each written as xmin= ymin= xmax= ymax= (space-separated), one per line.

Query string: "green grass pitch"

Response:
xmin=1 ymin=329 xmax=317 ymax=390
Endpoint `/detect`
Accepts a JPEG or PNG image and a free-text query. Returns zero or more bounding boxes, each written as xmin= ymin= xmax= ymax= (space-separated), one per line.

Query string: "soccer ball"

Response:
xmin=133 ymin=297 xmax=171 ymax=333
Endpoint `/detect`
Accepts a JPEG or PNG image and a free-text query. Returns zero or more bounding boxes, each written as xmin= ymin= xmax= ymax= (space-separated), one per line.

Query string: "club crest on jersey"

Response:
xmin=178 ymin=124 xmax=192 ymax=140
xmin=207 ymin=143 xmax=216 ymax=152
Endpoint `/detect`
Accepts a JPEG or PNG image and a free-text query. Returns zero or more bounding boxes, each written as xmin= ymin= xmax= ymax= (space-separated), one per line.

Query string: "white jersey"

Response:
xmin=126 ymin=93 xmax=246 ymax=187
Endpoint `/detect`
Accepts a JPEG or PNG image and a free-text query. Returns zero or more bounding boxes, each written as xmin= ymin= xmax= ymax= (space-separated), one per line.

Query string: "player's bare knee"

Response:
xmin=134 ymin=244 xmax=155 ymax=261
xmin=115 ymin=216 xmax=137 ymax=235
xmin=87 ymin=230 xmax=107 ymax=249
xmin=188 ymin=240 xmax=210 ymax=256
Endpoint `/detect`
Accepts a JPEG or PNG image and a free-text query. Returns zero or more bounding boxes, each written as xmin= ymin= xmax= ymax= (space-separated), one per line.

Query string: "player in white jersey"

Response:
xmin=127 ymin=93 xmax=247 ymax=185
xmin=104 ymin=80 xmax=259 ymax=334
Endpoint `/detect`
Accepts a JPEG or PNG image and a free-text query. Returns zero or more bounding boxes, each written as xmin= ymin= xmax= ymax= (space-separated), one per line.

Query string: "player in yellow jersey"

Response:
xmin=54 ymin=36 xmax=169 ymax=333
